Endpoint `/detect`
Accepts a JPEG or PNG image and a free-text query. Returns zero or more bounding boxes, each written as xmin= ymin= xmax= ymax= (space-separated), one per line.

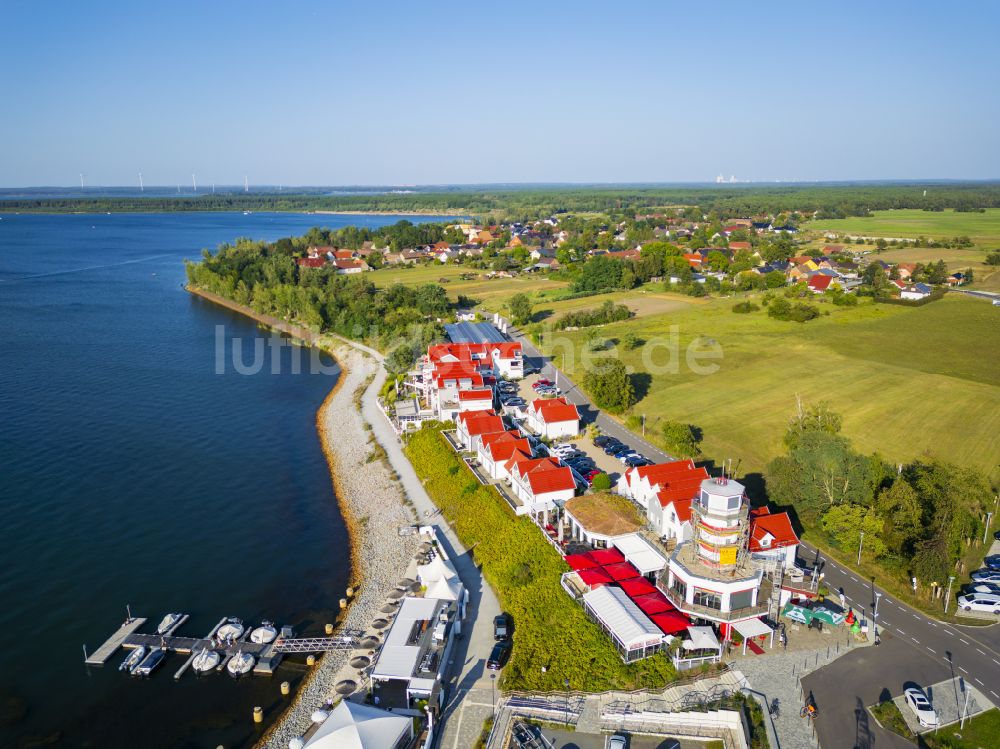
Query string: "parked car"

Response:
xmin=504 ymin=397 xmax=526 ymax=407
xmin=994 ymin=529 xmax=1000 ymax=541
xmin=532 ymin=378 xmax=553 ymax=389
xmin=487 ymin=640 xmax=512 ymax=670
xmin=602 ymin=442 xmax=624 ymax=455
xmin=623 ymin=455 xmax=650 ymax=467
xmin=551 ymin=443 xmax=577 ymax=455
xmin=904 ymin=687 xmax=940 ymax=728
xmin=971 ymin=570 xmax=1000 ymax=583
xmin=584 ymin=469 xmax=602 ymax=485
xmin=967 ymin=582 xmax=1000 ymax=595
xmin=606 ymin=735 xmax=628 ymax=749
xmin=957 ymin=593 xmax=1000 ymax=614
xmin=983 ymin=555 xmax=1000 ymax=571
xmin=593 ymin=435 xmax=613 ymax=448
xmin=493 ymin=613 xmax=512 ymax=641
xmin=612 ymin=447 xmax=636 ymax=459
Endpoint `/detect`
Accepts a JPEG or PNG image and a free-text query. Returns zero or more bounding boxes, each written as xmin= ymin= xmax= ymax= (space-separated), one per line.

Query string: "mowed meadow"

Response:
xmin=543 ymin=293 xmax=1000 ymax=485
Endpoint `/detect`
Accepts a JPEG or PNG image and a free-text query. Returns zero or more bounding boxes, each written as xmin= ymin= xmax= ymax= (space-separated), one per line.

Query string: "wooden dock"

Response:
xmin=85 ymin=618 xmax=148 ymax=665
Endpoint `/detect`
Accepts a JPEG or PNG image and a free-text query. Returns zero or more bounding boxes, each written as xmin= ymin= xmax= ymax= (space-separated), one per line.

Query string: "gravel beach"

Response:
xmin=260 ymin=345 xmax=418 ymax=749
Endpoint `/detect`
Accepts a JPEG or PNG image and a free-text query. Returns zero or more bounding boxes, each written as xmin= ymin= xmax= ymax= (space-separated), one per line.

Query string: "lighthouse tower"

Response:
xmin=691 ymin=477 xmax=750 ymax=571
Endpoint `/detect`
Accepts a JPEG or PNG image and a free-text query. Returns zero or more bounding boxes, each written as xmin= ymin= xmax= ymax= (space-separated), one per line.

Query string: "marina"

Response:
xmin=84 ymin=611 xmax=367 ymax=680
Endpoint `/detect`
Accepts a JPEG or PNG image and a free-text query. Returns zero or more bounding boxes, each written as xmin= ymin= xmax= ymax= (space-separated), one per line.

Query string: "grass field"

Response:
xmin=806 ymin=208 xmax=1000 ymax=244
xmin=921 ymin=708 xmax=1000 ymax=748
xmin=543 ymin=293 xmax=1000 ymax=484
xmin=367 ymin=263 xmax=570 ymax=303
xmin=806 ymin=208 xmax=1000 ymax=290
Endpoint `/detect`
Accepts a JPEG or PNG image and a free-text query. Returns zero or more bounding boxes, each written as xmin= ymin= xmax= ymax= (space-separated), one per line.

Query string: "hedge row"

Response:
xmin=403 ymin=425 xmax=677 ymax=692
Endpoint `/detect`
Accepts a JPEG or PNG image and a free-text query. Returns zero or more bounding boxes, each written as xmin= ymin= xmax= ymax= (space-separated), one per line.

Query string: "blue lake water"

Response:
xmin=0 ymin=212 xmax=452 ymax=748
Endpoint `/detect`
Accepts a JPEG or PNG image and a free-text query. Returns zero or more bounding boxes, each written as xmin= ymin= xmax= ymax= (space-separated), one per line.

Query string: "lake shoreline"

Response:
xmin=186 ymin=286 xmax=418 ymax=748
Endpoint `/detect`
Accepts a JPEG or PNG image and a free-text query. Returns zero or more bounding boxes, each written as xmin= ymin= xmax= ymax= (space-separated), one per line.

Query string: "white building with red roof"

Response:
xmin=504 ymin=453 xmax=576 ymax=516
xmin=617 ymin=460 xmax=709 ymax=541
xmin=455 ymin=410 xmax=504 ymax=452
xmin=748 ymin=507 xmax=799 ymax=565
xmin=525 ymin=397 xmax=580 ymax=439
xmin=477 ymin=431 xmax=532 ymax=480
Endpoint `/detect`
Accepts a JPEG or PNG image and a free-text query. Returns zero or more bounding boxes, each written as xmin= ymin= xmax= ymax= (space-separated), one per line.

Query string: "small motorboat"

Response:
xmin=119 ymin=646 xmax=147 ymax=672
xmin=191 ymin=648 xmax=221 ymax=674
xmin=133 ymin=649 xmax=166 ymax=676
xmin=156 ymin=613 xmax=184 ymax=635
xmin=226 ymin=650 xmax=255 ymax=677
xmin=216 ymin=618 xmax=244 ymax=642
xmin=250 ymin=621 xmax=277 ymax=644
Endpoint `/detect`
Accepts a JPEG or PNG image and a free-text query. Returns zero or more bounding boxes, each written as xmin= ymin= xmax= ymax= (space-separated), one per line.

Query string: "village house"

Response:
xmin=505 ymin=453 xmax=576 ymax=517
xmin=901 ymin=282 xmax=934 ymax=300
xmin=455 ymin=409 xmax=505 ymax=452
xmin=477 ymin=430 xmax=533 ymax=481
xmin=334 ymin=258 xmax=370 ymax=274
xmin=806 ymin=275 xmax=835 ymax=293
xmin=525 ymin=397 xmax=580 ymax=439
xmin=617 ymin=460 xmax=709 ymax=542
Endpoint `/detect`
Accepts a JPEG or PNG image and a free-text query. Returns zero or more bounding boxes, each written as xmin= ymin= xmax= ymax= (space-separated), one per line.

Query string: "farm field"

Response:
xmin=806 ymin=209 xmax=1000 ymax=290
xmin=544 ymin=294 xmax=1000 ymax=485
xmin=806 ymin=208 xmax=1000 ymax=244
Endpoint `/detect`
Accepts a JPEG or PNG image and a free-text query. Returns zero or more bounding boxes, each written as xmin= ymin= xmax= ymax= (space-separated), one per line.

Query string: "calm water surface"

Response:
xmin=0 ymin=212 xmax=449 ymax=748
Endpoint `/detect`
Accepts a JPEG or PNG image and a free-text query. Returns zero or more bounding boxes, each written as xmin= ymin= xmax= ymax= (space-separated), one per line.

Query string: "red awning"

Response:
xmin=633 ymin=592 xmax=672 ymax=616
xmin=603 ymin=561 xmax=640 ymax=581
xmin=588 ymin=548 xmax=625 ymax=565
xmin=577 ymin=567 xmax=614 ymax=587
xmin=651 ymin=611 xmax=691 ymax=635
xmin=564 ymin=553 xmax=598 ymax=571
xmin=618 ymin=578 xmax=657 ymax=598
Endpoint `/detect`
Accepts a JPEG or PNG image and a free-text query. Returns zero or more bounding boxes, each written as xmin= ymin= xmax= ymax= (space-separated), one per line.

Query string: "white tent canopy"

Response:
xmin=417 ymin=554 xmax=459 ymax=584
xmin=733 ymin=618 xmax=772 ymax=640
xmin=302 ymin=700 xmax=411 ymax=749
xmin=683 ymin=626 xmax=720 ymax=651
xmin=611 ymin=533 xmax=667 ymax=575
xmin=426 ymin=576 xmax=463 ymax=601
xmin=582 ymin=585 xmax=664 ymax=650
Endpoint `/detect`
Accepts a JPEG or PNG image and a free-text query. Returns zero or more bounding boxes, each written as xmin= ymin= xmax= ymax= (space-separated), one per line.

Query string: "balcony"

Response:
xmin=658 ymin=581 xmax=770 ymax=623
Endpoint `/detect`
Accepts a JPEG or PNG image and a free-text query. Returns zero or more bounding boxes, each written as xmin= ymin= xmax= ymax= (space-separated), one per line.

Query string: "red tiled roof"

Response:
xmin=334 ymin=249 xmax=354 ymax=259
xmin=427 ymin=341 xmax=522 ymax=363
xmin=458 ymin=389 xmax=493 ymax=402
xmin=334 ymin=258 xmax=366 ymax=270
xmin=729 ymin=241 xmax=751 ymax=251
xmin=530 ymin=397 xmax=579 ymax=424
xmin=807 ymin=275 xmax=833 ymax=291
xmin=502 ymin=449 xmax=535 ymax=474
xmin=460 ymin=413 xmax=504 ymax=437
xmin=682 ymin=253 xmax=704 ymax=267
xmin=749 ymin=511 xmax=799 ymax=551
xmin=485 ymin=437 xmax=531 ymax=463
xmin=661 ymin=496 xmax=694 ymax=520
xmin=296 ymin=256 xmax=326 ymax=268
xmin=525 ymin=464 xmax=575 ymax=496
xmin=631 ymin=460 xmax=697 ymax=486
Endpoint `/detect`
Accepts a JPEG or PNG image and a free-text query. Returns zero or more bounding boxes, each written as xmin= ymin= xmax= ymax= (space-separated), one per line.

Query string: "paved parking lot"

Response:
xmin=507 ymin=373 xmax=657 ymax=488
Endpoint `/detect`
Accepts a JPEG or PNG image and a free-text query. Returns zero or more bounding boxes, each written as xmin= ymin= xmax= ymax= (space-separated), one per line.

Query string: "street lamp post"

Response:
xmin=491 ymin=673 xmax=497 ymax=720
xmin=564 ymin=677 xmax=570 ymax=725
xmin=944 ymin=575 xmax=955 ymax=614
xmin=857 ymin=531 xmax=865 ymax=565
xmin=985 ymin=512 xmax=994 ymax=545
xmin=874 ymin=591 xmax=882 ymax=641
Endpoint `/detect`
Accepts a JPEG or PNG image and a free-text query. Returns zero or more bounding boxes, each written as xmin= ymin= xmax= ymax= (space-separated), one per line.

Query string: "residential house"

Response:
xmin=455 ymin=410 xmax=504 ymax=452
xmin=506 ymin=454 xmax=576 ymax=517
xmin=456 ymin=388 xmax=494 ymax=412
xmin=334 ymin=258 xmax=370 ymax=274
xmin=530 ymin=247 xmax=556 ymax=261
xmin=901 ymin=283 xmax=933 ymax=300
xmin=525 ymin=397 xmax=580 ymax=439
xmin=806 ymin=275 xmax=835 ymax=293
xmin=617 ymin=460 xmax=710 ymax=541
xmin=748 ymin=507 xmax=799 ymax=565
xmin=728 ymin=241 xmax=752 ymax=252
xmin=478 ymin=431 xmax=532 ymax=480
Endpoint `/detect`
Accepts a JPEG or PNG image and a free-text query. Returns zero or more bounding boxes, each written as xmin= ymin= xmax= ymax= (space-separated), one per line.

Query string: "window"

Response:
xmin=727 ymin=496 xmax=740 ymax=510
xmin=671 ymin=578 xmax=687 ymax=599
xmin=694 ymin=588 xmax=722 ymax=610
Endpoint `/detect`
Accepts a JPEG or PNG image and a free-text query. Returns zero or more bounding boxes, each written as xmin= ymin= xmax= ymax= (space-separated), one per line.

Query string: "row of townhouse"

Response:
xmin=295 ymin=245 xmax=372 ymax=274
xmin=454 ymin=409 xmax=576 ymax=517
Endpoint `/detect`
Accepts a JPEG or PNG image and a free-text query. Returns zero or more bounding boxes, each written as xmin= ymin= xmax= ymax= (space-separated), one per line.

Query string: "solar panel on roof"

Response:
xmin=444 ymin=322 xmax=506 ymax=344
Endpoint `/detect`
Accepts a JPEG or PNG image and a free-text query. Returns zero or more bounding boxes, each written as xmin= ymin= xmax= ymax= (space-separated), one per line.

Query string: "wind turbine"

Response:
xmin=79 ymin=173 xmax=86 ymax=189
xmin=138 ymin=172 xmax=144 ymax=192
xmin=192 ymin=173 xmax=197 ymax=192
xmin=244 ymin=175 xmax=249 ymax=193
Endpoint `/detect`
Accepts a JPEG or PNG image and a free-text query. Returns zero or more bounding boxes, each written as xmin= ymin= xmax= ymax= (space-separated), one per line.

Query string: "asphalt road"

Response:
xmin=799 ymin=542 xmax=1000 ymax=708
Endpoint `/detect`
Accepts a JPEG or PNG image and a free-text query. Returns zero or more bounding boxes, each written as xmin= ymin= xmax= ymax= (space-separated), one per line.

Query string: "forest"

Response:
xmin=6 ymin=182 xmax=1000 ymax=220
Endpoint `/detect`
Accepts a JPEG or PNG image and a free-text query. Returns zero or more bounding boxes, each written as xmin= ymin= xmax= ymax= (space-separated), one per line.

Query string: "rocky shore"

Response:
xmin=262 ymin=345 xmax=419 ymax=749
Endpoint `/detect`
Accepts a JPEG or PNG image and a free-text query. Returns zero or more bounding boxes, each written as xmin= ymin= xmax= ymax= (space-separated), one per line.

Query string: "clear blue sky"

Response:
xmin=2 ymin=0 xmax=998 ymax=186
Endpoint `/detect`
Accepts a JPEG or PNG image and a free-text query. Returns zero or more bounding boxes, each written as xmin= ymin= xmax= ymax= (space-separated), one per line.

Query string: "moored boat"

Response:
xmin=250 ymin=621 xmax=277 ymax=644
xmin=191 ymin=647 xmax=221 ymax=673
xmin=156 ymin=613 xmax=184 ymax=635
xmin=133 ymin=649 xmax=166 ymax=676
xmin=216 ymin=618 xmax=244 ymax=642
xmin=226 ymin=650 xmax=255 ymax=676
xmin=119 ymin=645 xmax=146 ymax=672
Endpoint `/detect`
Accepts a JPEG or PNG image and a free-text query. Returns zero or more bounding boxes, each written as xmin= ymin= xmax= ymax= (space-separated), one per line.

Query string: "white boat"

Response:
xmin=226 ymin=650 xmax=255 ymax=676
xmin=216 ymin=618 xmax=245 ymax=642
xmin=156 ymin=613 xmax=184 ymax=635
xmin=191 ymin=648 xmax=221 ymax=674
xmin=250 ymin=622 xmax=277 ymax=644
xmin=133 ymin=649 xmax=166 ymax=676
xmin=119 ymin=645 xmax=146 ymax=672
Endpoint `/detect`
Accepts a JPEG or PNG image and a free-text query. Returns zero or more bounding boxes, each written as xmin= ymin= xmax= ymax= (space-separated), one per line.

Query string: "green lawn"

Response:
xmin=921 ymin=708 xmax=1000 ymax=748
xmin=543 ymin=293 xmax=1000 ymax=484
xmin=368 ymin=263 xmax=570 ymax=303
